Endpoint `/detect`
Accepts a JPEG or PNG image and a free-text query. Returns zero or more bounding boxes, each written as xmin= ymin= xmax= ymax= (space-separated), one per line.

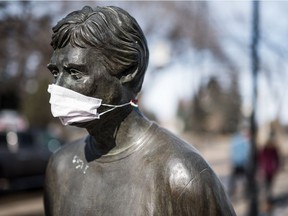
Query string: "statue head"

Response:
xmin=50 ymin=5 xmax=149 ymax=96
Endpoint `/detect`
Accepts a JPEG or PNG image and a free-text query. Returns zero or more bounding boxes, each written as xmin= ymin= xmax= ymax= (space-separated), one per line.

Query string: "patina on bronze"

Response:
xmin=44 ymin=5 xmax=236 ymax=216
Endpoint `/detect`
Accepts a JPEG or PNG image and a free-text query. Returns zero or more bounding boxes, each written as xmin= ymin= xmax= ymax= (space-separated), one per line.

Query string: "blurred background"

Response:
xmin=0 ymin=1 xmax=288 ymax=216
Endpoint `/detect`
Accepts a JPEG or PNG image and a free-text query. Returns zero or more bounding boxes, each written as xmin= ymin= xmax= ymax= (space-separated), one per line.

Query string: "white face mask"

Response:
xmin=47 ymin=84 xmax=137 ymax=126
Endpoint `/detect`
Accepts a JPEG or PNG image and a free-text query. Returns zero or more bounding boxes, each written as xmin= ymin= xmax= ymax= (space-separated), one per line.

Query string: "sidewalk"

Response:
xmin=184 ymin=133 xmax=288 ymax=216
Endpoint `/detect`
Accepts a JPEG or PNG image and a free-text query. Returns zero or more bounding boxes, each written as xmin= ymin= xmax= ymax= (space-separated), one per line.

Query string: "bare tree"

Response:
xmin=0 ymin=1 xmax=53 ymax=127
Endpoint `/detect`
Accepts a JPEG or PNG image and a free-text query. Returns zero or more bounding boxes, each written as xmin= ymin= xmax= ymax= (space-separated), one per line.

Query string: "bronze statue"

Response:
xmin=44 ymin=5 xmax=236 ymax=216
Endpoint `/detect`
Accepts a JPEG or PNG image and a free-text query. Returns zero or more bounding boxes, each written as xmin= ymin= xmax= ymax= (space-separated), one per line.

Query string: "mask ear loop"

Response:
xmin=99 ymin=100 xmax=138 ymax=117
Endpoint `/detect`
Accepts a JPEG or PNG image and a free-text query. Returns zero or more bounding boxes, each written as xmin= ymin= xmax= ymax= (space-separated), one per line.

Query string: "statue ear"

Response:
xmin=119 ymin=66 xmax=138 ymax=84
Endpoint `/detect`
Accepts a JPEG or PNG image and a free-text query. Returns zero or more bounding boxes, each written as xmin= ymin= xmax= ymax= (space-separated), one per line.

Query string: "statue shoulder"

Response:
xmin=46 ymin=136 xmax=87 ymax=175
xmin=155 ymin=131 xmax=236 ymax=216
xmin=174 ymin=165 xmax=236 ymax=216
xmin=150 ymin=124 xmax=209 ymax=171
xmin=149 ymin=126 xmax=231 ymax=192
xmin=148 ymin=124 xmax=214 ymax=185
xmin=162 ymin=149 xmax=235 ymax=215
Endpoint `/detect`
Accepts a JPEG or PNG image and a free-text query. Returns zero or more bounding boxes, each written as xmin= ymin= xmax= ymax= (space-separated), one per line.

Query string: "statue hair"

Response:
xmin=51 ymin=6 xmax=149 ymax=94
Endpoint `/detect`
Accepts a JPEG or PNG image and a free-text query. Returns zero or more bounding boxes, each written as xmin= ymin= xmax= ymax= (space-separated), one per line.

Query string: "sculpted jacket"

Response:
xmin=45 ymin=123 xmax=236 ymax=216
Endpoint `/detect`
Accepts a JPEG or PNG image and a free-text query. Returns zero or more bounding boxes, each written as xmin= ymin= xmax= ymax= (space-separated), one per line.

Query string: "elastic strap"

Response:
xmin=99 ymin=100 xmax=138 ymax=117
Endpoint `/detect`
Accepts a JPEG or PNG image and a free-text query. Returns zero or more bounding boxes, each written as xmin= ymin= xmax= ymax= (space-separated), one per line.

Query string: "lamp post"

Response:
xmin=248 ymin=1 xmax=260 ymax=216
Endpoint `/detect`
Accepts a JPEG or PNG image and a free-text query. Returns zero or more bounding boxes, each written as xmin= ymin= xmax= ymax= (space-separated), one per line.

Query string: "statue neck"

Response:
xmin=83 ymin=107 xmax=150 ymax=158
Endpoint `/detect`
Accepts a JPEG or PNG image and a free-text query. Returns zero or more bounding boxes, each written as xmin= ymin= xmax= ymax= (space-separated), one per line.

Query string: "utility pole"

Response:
xmin=248 ymin=1 xmax=260 ymax=216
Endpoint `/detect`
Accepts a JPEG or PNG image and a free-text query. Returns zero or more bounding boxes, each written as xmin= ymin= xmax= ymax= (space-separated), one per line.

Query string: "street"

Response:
xmin=0 ymin=189 xmax=44 ymax=216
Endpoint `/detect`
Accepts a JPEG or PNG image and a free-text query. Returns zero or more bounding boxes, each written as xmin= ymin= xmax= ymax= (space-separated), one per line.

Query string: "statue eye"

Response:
xmin=69 ymin=68 xmax=82 ymax=80
xmin=51 ymin=70 xmax=59 ymax=78
xmin=47 ymin=63 xmax=59 ymax=79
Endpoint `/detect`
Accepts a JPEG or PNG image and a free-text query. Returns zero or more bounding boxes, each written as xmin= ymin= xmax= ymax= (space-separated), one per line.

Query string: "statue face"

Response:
xmin=47 ymin=44 xmax=122 ymax=103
